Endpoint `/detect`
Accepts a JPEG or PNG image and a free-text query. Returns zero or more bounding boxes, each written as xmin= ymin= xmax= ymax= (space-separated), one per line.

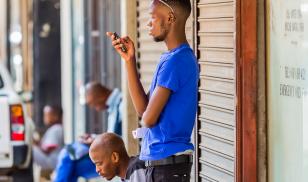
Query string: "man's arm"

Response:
xmin=125 ymin=60 xmax=149 ymax=116
xmin=40 ymin=125 xmax=63 ymax=154
xmin=107 ymin=32 xmax=148 ymax=116
xmin=142 ymin=86 xmax=171 ymax=128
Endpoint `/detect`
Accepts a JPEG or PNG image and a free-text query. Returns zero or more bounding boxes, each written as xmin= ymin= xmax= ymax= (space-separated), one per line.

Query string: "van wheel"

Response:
xmin=12 ymin=161 xmax=34 ymax=182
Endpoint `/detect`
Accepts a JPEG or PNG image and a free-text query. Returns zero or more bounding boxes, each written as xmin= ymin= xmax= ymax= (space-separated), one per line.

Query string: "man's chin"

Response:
xmin=101 ymin=174 xmax=114 ymax=180
xmin=106 ymin=176 xmax=114 ymax=181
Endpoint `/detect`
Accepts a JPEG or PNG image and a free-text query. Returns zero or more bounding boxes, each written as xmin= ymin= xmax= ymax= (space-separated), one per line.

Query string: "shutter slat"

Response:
xmin=197 ymin=0 xmax=236 ymax=181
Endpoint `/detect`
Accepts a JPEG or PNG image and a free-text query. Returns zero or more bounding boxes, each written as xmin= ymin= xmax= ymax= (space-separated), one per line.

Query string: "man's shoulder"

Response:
xmin=127 ymin=156 xmax=146 ymax=171
xmin=125 ymin=156 xmax=146 ymax=180
xmin=45 ymin=124 xmax=63 ymax=134
xmin=163 ymin=47 xmax=196 ymax=65
xmin=50 ymin=123 xmax=63 ymax=129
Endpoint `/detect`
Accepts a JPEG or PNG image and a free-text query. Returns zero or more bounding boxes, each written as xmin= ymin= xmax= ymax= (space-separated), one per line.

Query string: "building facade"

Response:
xmin=61 ymin=0 xmax=308 ymax=181
xmin=2 ymin=0 xmax=307 ymax=181
xmin=60 ymin=0 xmax=125 ymax=144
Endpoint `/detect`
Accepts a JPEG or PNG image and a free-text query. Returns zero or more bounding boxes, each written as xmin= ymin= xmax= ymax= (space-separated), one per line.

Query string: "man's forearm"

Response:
xmin=125 ymin=58 xmax=148 ymax=116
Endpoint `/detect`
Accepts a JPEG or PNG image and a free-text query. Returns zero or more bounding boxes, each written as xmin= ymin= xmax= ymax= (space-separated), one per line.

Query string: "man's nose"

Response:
xmin=95 ymin=107 xmax=101 ymax=112
xmin=96 ymin=166 xmax=101 ymax=174
xmin=147 ymin=20 xmax=152 ymax=28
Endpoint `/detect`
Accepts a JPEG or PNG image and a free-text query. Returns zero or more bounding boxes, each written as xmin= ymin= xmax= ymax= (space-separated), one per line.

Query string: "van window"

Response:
xmin=0 ymin=75 xmax=3 ymax=88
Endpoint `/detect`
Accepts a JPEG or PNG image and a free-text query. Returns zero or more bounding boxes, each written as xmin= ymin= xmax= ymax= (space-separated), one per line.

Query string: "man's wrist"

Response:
xmin=125 ymin=61 xmax=138 ymax=71
xmin=125 ymin=56 xmax=136 ymax=64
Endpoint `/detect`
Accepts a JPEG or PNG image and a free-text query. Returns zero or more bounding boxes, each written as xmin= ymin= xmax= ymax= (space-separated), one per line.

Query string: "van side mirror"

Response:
xmin=20 ymin=91 xmax=33 ymax=103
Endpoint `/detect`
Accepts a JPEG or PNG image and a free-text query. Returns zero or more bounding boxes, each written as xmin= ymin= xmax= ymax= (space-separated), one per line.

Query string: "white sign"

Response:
xmin=268 ymin=1 xmax=308 ymax=181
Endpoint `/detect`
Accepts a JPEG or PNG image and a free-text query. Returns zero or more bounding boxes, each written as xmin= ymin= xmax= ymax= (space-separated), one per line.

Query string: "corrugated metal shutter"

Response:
xmin=197 ymin=0 xmax=236 ymax=181
xmin=137 ymin=0 xmax=193 ymax=91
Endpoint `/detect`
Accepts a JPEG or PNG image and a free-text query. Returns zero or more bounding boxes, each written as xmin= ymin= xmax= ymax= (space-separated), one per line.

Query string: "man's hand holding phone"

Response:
xmin=106 ymin=32 xmax=136 ymax=62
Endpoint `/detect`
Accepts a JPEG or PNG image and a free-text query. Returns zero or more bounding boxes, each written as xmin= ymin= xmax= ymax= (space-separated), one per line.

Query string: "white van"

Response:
xmin=0 ymin=63 xmax=34 ymax=181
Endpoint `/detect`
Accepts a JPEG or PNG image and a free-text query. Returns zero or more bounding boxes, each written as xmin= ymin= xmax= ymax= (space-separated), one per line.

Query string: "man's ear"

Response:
xmin=111 ymin=152 xmax=120 ymax=163
xmin=168 ymin=12 xmax=176 ymax=23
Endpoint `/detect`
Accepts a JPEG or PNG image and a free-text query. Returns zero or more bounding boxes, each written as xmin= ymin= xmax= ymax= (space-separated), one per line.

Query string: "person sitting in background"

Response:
xmin=33 ymin=105 xmax=64 ymax=171
xmin=53 ymin=82 xmax=122 ymax=182
xmin=85 ymin=81 xmax=122 ymax=135
xmin=53 ymin=135 xmax=98 ymax=182
xmin=89 ymin=133 xmax=146 ymax=182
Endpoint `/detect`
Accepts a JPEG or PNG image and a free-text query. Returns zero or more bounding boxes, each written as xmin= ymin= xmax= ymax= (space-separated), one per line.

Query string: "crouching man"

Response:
xmin=89 ymin=133 xmax=146 ymax=182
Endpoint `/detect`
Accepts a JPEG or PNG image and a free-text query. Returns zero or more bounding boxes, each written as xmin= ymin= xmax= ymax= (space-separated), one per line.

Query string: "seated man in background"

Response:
xmin=89 ymin=133 xmax=146 ymax=182
xmin=33 ymin=105 xmax=64 ymax=171
xmin=85 ymin=81 xmax=122 ymax=135
xmin=53 ymin=82 xmax=122 ymax=182
xmin=53 ymin=136 xmax=98 ymax=182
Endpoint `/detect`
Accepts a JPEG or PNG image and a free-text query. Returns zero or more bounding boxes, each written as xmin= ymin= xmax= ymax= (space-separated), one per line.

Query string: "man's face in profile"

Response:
xmin=89 ymin=149 xmax=118 ymax=180
xmin=86 ymin=94 xmax=107 ymax=111
xmin=147 ymin=1 xmax=171 ymax=42
xmin=43 ymin=106 xmax=59 ymax=126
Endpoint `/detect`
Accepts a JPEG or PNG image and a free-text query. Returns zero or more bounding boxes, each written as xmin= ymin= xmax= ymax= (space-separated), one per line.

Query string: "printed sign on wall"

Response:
xmin=268 ymin=1 xmax=308 ymax=181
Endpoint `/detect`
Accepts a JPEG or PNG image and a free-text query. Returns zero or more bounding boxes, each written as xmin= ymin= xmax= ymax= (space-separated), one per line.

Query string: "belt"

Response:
xmin=145 ymin=155 xmax=193 ymax=167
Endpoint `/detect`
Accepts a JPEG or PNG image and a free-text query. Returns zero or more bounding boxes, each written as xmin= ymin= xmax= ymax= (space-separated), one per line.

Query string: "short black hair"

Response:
xmin=160 ymin=0 xmax=192 ymax=18
xmin=45 ymin=104 xmax=63 ymax=118
xmin=85 ymin=81 xmax=110 ymax=98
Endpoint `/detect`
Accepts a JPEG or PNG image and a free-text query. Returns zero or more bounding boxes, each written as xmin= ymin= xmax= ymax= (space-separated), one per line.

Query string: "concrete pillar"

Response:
xmin=20 ymin=0 xmax=33 ymax=92
xmin=121 ymin=0 xmax=139 ymax=156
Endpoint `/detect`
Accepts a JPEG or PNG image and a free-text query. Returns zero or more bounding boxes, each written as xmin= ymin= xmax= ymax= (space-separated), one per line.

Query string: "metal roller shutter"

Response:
xmin=137 ymin=0 xmax=165 ymax=91
xmin=197 ymin=0 xmax=236 ymax=181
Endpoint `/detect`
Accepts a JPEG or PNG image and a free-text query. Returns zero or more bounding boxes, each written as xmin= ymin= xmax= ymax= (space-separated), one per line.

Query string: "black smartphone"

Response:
xmin=113 ymin=32 xmax=127 ymax=53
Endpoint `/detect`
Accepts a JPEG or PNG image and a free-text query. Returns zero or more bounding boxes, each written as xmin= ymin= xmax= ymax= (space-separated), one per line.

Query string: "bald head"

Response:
xmin=85 ymin=82 xmax=111 ymax=111
xmin=90 ymin=133 xmax=128 ymax=158
xmin=85 ymin=82 xmax=111 ymax=98
xmin=89 ymin=133 xmax=129 ymax=180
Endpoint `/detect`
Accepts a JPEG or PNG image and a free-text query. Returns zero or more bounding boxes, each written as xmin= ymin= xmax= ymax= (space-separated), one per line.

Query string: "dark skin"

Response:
xmin=36 ymin=106 xmax=62 ymax=154
xmin=81 ymin=82 xmax=112 ymax=145
xmin=86 ymin=93 xmax=109 ymax=112
xmin=89 ymin=133 xmax=130 ymax=180
xmin=77 ymin=133 xmax=95 ymax=146
xmin=106 ymin=1 xmax=189 ymax=128
xmin=85 ymin=82 xmax=112 ymax=112
xmin=43 ymin=106 xmax=61 ymax=126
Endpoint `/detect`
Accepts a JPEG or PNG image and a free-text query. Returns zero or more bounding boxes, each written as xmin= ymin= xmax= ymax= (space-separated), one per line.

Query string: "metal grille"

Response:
xmin=196 ymin=0 xmax=236 ymax=181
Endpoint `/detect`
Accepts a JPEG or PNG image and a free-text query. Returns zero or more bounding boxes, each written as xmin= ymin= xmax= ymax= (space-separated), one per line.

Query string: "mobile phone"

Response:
xmin=113 ymin=32 xmax=127 ymax=53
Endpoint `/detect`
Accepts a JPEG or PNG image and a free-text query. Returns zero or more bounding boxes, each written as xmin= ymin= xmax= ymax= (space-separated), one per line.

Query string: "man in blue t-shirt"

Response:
xmin=107 ymin=0 xmax=198 ymax=181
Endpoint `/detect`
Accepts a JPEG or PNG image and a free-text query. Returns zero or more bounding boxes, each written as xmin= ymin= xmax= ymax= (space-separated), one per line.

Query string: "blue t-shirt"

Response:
xmin=140 ymin=43 xmax=199 ymax=161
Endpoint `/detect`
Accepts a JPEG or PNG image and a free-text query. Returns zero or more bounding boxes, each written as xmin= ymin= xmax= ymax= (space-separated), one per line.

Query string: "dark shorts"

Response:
xmin=145 ymin=162 xmax=192 ymax=182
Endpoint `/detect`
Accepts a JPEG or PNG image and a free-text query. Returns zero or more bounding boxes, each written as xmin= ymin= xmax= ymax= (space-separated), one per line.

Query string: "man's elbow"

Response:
xmin=135 ymin=105 xmax=147 ymax=118
xmin=136 ymin=110 xmax=144 ymax=118
xmin=142 ymin=114 xmax=156 ymax=128
xmin=143 ymin=120 xmax=155 ymax=128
